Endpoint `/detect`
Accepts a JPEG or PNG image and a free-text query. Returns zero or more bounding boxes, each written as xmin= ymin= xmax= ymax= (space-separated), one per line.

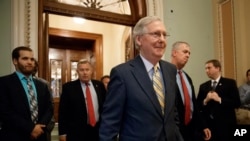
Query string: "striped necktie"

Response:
xmin=26 ymin=78 xmax=38 ymax=123
xmin=152 ymin=65 xmax=165 ymax=114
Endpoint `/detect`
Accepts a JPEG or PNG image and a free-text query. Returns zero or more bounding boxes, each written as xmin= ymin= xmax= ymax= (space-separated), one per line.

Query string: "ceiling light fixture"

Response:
xmin=73 ymin=17 xmax=86 ymax=24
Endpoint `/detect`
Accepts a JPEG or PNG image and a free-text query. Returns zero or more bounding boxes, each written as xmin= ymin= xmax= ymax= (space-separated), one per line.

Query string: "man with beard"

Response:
xmin=0 ymin=46 xmax=53 ymax=141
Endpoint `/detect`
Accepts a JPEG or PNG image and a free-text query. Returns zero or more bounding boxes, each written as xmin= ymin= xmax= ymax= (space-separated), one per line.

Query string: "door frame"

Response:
xmin=37 ymin=0 xmax=146 ymax=79
xmin=48 ymin=27 xmax=103 ymax=80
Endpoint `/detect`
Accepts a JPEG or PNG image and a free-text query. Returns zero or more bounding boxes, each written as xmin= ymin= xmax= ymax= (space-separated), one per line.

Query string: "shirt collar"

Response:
xmin=15 ymin=71 xmax=32 ymax=80
xmin=211 ymin=75 xmax=221 ymax=83
xmin=140 ymin=54 xmax=160 ymax=73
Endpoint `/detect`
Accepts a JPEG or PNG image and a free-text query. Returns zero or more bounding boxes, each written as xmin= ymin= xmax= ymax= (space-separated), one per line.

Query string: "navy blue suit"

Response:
xmin=0 ymin=73 xmax=53 ymax=141
xmin=99 ymin=56 xmax=183 ymax=141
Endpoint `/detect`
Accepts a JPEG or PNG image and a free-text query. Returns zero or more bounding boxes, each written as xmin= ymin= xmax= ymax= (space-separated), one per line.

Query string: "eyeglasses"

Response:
xmin=144 ymin=32 xmax=170 ymax=40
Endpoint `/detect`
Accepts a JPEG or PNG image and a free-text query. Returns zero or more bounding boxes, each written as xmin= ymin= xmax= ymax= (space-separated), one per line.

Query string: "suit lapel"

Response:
xmin=11 ymin=73 xmax=31 ymax=116
xmin=130 ymin=56 xmax=163 ymax=116
xmin=159 ymin=61 xmax=175 ymax=117
xmin=91 ymin=80 xmax=102 ymax=105
xmin=214 ymin=77 xmax=223 ymax=94
xmin=76 ymin=80 xmax=86 ymax=105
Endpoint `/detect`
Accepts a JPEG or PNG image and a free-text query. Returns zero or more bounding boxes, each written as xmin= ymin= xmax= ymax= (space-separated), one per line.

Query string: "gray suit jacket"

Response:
xmin=99 ymin=55 xmax=183 ymax=141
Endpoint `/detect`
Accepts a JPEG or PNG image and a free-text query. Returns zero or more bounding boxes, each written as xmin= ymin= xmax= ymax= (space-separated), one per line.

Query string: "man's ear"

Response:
xmin=13 ymin=58 xmax=18 ymax=65
xmin=135 ymin=35 xmax=142 ymax=47
xmin=172 ymin=50 xmax=177 ymax=57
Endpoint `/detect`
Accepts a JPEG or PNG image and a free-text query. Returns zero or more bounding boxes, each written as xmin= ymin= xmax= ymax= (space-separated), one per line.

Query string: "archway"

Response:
xmin=38 ymin=0 xmax=147 ymax=79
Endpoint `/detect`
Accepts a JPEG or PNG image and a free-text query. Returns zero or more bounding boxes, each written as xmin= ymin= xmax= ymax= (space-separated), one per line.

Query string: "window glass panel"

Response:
xmin=71 ymin=61 xmax=78 ymax=81
xmin=50 ymin=60 xmax=62 ymax=97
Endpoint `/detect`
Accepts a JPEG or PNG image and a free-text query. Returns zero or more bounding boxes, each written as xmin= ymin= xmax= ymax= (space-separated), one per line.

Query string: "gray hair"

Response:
xmin=77 ymin=59 xmax=92 ymax=68
xmin=171 ymin=41 xmax=190 ymax=51
xmin=132 ymin=16 xmax=163 ymax=49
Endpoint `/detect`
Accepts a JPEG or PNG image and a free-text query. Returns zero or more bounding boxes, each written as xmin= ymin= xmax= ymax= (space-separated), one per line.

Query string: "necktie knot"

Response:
xmin=213 ymin=81 xmax=217 ymax=85
xmin=212 ymin=81 xmax=217 ymax=90
xmin=178 ymin=70 xmax=182 ymax=75
xmin=25 ymin=77 xmax=30 ymax=82
xmin=153 ymin=64 xmax=159 ymax=73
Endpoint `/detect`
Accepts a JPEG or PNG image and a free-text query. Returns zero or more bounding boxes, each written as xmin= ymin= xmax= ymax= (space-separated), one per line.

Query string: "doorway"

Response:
xmin=38 ymin=0 xmax=146 ymax=80
xmin=48 ymin=27 xmax=102 ymax=122
xmin=38 ymin=0 xmax=146 ymax=123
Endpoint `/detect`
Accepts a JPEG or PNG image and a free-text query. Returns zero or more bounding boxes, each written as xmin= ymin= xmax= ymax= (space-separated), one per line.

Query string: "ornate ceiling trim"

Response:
xmin=42 ymin=0 xmax=146 ymax=26
xmin=43 ymin=5 xmax=134 ymax=26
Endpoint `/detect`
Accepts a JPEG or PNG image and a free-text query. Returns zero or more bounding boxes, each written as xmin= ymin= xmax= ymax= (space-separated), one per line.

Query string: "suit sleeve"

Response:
xmin=36 ymin=80 xmax=54 ymax=126
xmin=58 ymin=83 xmax=70 ymax=135
xmin=220 ymin=79 xmax=240 ymax=108
xmin=99 ymin=68 xmax=126 ymax=141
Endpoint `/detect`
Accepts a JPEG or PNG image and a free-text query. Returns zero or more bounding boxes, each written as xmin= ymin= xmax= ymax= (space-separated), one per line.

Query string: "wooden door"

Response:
xmin=49 ymin=48 xmax=95 ymax=122
xmin=44 ymin=27 xmax=103 ymax=122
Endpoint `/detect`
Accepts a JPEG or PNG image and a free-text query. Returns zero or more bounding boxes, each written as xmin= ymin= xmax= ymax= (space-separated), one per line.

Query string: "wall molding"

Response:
xmin=24 ymin=0 xmax=31 ymax=47
xmin=146 ymin=0 xmax=164 ymax=19
xmin=217 ymin=0 xmax=236 ymax=79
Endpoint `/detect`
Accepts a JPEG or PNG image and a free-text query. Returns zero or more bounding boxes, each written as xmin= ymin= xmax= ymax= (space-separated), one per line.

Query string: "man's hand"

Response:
xmin=203 ymin=91 xmax=221 ymax=105
xmin=203 ymin=128 xmax=211 ymax=140
xmin=209 ymin=91 xmax=221 ymax=103
xmin=59 ymin=135 xmax=67 ymax=141
xmin=30 ymin=124 xmax=46 ymax=140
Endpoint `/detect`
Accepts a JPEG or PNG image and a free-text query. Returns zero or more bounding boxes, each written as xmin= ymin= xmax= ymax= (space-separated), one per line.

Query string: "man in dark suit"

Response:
xmin=58 ymin=59 xmax=106 ymax=141
xmin=99 ymin=16 xmax=183 ymax=141
xmin=33 ymin=59 xmax=55 ymax=141
xmin=196 ymin=59 xmax=241 ymax=141
xmin=171 ymin=41 xmax=211 ymax=141
xmin=0 ymin=46 xmax=54 ymax=141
